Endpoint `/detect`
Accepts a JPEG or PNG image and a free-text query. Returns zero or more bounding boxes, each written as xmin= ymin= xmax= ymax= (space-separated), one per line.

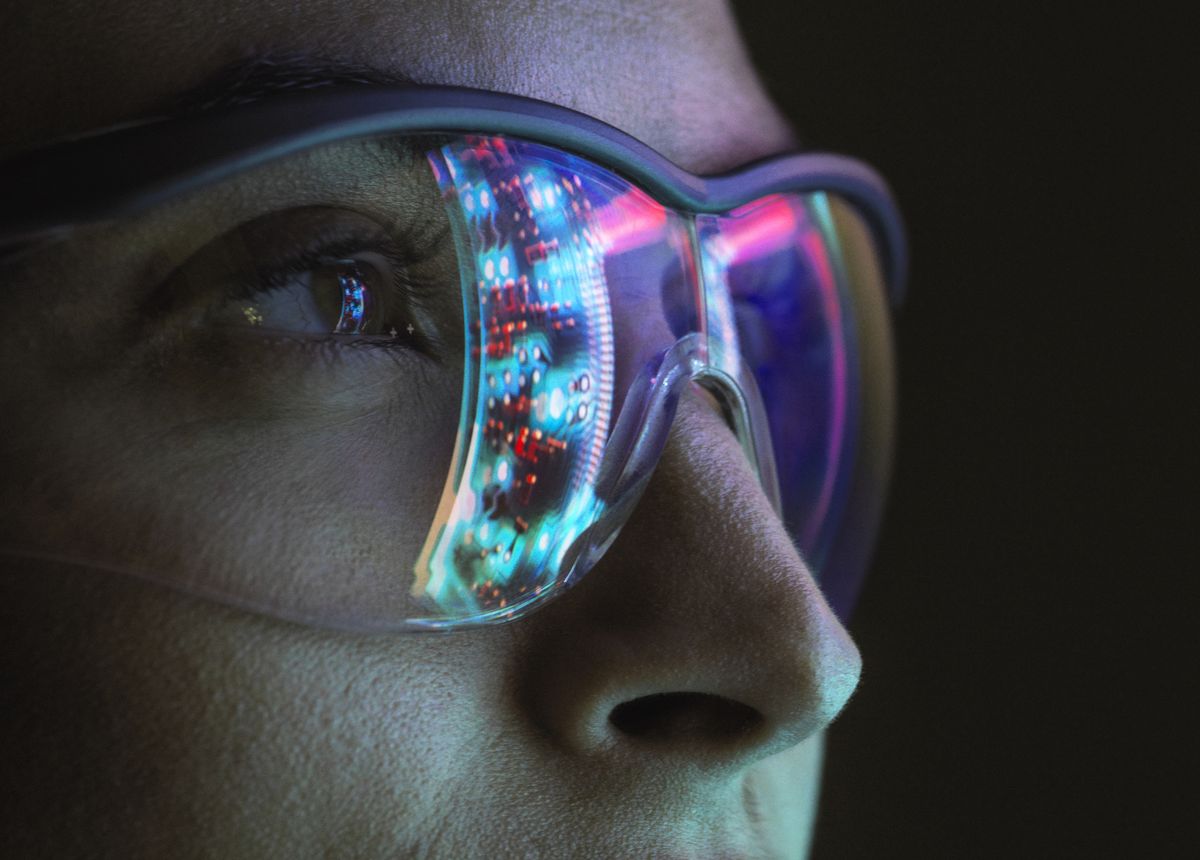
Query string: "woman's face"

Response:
xmin=0 ymin=1 xmax=868 ymax=857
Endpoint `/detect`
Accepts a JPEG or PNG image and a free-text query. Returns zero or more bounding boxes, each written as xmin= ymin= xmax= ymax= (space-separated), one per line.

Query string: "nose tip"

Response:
xmin=514 ymin=392 xmax=862 ymax=770
xmin=589 ymin=592 xmax=860 ymax=765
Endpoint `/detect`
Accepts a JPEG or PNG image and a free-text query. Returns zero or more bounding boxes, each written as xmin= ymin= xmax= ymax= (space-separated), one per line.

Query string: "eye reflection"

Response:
xmin=234 ymin=255 xmax=405 ymax=338
xmin=332 ymin=261 xmax=373 ymax=334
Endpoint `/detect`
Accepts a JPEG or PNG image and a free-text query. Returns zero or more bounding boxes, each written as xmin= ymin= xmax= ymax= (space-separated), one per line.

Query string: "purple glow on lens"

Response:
xmin=799 ymin=226 xmax=847 ymax=551
xmin=591 ymin=188 xmax=669 ymax=255
xmin=711 ymin=195 xmax=799 ymax=262
xmin=698 ymin=193 xmax=853 ymax=566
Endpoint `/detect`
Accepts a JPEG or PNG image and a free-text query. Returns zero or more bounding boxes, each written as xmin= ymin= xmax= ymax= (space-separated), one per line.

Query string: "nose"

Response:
xmin=514 ymin=388 xmax=862 ymax=771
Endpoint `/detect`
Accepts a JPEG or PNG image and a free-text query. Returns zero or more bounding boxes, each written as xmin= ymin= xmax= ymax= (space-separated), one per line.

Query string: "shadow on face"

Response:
xmin=0 ymin=1 xmax=865 ymax=857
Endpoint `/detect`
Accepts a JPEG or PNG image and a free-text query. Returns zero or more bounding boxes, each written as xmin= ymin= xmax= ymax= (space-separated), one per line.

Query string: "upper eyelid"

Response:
xmin=113 ymin=138 xmax=443 ymax=280
xmin=131 ymin=209 xmax=392 ymax=329
xmin=244 ymin=225 xmax=400 ymax=284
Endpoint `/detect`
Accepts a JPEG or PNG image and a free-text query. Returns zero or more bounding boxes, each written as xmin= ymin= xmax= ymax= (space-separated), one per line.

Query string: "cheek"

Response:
xmin=0 ymin=333 xmax=463 ymax=626
xmin=0 ymin=562 xmax=505 ymax=856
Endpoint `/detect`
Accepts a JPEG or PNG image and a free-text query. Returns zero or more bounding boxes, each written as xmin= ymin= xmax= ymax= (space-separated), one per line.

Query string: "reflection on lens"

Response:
xmin=2 ymin=127 xmax=872 ymax=632
xmin=413 ymin=139 xmax=860 ymax=626
xmin=415 ymin=138 xmax=622 ymax=624
xmin=698 ymin=193 xmax=858 ymax=575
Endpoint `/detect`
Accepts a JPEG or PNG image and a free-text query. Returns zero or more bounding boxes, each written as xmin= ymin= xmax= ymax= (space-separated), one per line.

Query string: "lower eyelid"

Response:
xmin=212 ymin=327 xmax=418 ymax=352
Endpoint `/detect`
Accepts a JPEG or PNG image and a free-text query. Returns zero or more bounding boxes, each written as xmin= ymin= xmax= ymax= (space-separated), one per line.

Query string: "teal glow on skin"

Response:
xmin=0 ymin=1 xmax=869 ymax=857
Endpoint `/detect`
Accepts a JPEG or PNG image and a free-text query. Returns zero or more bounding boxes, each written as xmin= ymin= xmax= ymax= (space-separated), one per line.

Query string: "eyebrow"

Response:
xmin=163 ymin=53 xmax=418 ymax=117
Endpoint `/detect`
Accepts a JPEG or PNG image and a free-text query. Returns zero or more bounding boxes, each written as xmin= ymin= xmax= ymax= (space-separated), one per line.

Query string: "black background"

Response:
xmin=734 ymin=3 xmax=1192 ymax=857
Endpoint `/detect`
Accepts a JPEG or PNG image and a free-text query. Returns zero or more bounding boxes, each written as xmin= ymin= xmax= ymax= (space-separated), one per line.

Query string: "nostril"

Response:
xmin=609 ymin=692 xmax=764 ymax=745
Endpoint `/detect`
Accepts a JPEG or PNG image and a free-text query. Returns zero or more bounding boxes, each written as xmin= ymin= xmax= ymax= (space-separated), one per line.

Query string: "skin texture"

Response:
xmin=0 ymin=1 xmax=868 ymax=857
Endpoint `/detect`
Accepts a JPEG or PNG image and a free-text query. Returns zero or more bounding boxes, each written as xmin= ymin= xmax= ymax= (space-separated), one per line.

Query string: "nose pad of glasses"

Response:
xmin=562 ymin=334 xmax=704 ymax=587
xmin=562 ymin=333 xmax=784 ymax=592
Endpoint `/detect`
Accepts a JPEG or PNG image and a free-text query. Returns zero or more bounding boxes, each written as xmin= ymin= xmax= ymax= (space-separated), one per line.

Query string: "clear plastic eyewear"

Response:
xmin=0 ymin=86 xmax=905 ymax=631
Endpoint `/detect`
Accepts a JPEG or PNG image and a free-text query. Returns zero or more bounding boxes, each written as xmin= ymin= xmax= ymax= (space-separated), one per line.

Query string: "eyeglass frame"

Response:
xmin=0 ymin=84 xmax=907 ymax=624
xmin=0 ymin=84 xmax=907 ymax=295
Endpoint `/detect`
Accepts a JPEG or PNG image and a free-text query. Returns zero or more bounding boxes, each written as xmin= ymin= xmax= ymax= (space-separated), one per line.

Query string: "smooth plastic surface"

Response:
xmin=0 ymin=91 xmax=903 ymax=629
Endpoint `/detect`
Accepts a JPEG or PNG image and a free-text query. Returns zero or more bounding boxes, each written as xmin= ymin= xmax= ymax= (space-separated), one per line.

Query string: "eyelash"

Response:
xmin=234 ymin=226 xmax=439 ymax=354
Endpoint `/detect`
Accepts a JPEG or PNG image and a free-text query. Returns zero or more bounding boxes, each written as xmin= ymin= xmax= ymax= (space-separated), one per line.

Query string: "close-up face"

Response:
xmin=0 ymin=1 xmax=897 ymax=857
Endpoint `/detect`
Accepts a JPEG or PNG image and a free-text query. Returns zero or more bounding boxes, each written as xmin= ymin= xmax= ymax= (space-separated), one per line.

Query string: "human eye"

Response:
xmin=200 ymin=210 xmax=445 ymax=356
xmin=0 ymin=136 xmax=471 ymax=628
xmin=139 ymin=202 xmax=465 ymax=419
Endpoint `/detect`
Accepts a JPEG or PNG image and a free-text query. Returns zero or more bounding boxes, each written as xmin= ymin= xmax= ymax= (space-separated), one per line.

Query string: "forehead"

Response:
xmin=0 ymin=0 xmax=795 ymax=172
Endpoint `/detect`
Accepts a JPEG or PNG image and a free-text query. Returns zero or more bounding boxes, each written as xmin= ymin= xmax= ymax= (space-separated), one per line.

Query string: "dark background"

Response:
xmin=734 ymin=3 xmax=1192 ymax=857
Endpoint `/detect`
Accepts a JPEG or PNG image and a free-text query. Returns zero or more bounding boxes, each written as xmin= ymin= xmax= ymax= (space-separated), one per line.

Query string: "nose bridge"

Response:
xmin=591 ymin=198 xmax=783 ymax=550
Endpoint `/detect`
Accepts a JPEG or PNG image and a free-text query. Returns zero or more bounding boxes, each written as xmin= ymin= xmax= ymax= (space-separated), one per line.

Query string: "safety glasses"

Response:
xmin=0 ymin=86 xmax=905 ymax=631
